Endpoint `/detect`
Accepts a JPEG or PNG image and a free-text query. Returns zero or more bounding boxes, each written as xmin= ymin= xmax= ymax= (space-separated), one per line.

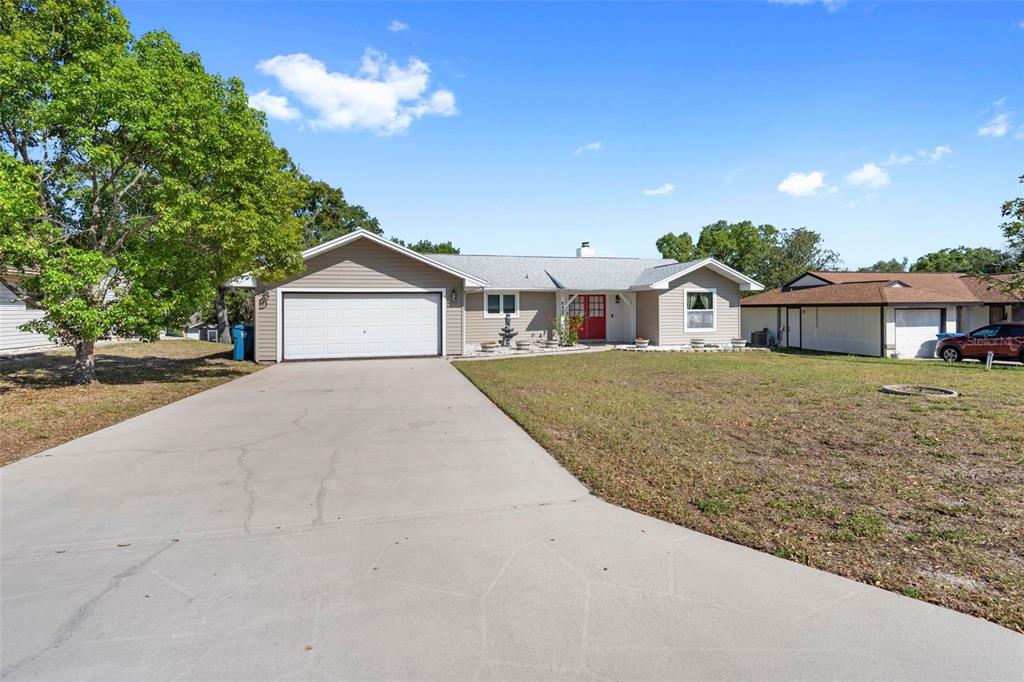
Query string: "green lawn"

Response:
xmin=456 ymin=350 xmax=1024 ymax=632
xmin=0 ymin=340 xmax=263 ymax=466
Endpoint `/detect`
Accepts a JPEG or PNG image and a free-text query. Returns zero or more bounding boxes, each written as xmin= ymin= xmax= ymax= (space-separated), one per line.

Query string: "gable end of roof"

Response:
xmin=300 ymin=229 xmax=488 ymax=287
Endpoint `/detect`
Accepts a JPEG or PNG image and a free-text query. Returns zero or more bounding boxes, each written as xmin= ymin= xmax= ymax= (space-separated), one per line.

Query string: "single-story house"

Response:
xmin=252 ymin=229 xmax=764 ymax=362
xmin=1 ymin=279 xmax=54 ymax=354
xmin=740 ymin=270 xmax=1024 ymax=359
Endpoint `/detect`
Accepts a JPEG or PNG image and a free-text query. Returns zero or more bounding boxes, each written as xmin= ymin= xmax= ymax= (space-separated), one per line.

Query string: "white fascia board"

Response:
xmin=636 ymin=258 xmax=764 ymax=292
xmin=300 ymin=229 xmax=488 ymax=288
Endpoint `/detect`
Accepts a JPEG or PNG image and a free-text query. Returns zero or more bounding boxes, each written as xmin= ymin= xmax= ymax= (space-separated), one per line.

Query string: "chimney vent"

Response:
xmin=576 ymin=241 xmax=596 ymax=258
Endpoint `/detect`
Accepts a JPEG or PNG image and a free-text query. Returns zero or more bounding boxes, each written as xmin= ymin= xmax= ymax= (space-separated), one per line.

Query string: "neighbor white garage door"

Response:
xmin=283 ymin=292 xmax=441 ymax=360
xmin=894 ymin=309 xmax=941 ymax=359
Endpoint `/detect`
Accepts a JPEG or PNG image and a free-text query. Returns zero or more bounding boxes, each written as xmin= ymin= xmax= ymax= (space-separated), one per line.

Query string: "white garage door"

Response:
xmin=283 ymin=292 xmax=441 ymax=360
xmin=895 ymin=309 xmax=941 ymax=359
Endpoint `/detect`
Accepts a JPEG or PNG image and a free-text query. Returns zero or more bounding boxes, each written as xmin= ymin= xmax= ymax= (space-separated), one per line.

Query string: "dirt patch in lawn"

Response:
xmin=0 ymin=340 xmax=263 ymax=466
xmin=456 ymin=351 xmax=1024 ymax=631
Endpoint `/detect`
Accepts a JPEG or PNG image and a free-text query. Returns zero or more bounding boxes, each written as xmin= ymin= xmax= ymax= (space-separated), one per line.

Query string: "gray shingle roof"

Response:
xmin=628 ymin=260 xmax=706 ymax=287
xmin=428 ymin=254 xmax=684 ymax=290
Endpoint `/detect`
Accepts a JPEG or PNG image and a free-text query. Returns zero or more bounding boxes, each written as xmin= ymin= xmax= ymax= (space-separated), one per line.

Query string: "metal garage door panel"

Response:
xmin=895 ymin=309 xmax=941 ymax=359
xmin=284 ymin=293 xmax=441 ymax=360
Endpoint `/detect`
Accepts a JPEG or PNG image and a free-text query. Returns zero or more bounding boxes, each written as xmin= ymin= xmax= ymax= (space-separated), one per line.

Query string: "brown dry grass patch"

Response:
xmin=0 ymin=340 xmax=263 ymax=466
xmin=457 ymin=350 xmax=1024 ymax=631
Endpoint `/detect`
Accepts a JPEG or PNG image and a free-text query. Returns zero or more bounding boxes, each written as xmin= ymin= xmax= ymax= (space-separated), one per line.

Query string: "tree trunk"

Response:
xmin=214 ymin=286 xmax=232 ymax=344
xmin=72 ymin=340 xmax=98 ymax=385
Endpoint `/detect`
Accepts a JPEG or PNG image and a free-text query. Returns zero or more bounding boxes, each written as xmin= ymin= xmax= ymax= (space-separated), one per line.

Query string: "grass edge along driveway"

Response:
xmin=1 ymin=340 xmax=264 ymax=466
xmin=455 ymin=350 xmax=1024 ymax=632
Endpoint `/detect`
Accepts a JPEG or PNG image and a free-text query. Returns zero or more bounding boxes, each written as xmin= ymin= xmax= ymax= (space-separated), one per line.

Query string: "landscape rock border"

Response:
xmin=880 ymin=384 xmax=959 ymax=398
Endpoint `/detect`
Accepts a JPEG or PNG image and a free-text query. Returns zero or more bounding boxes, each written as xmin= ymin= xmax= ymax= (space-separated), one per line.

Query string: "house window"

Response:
xmin=684 ymin=289 xmax=716 ymax=331
xmin=485 ymin=291 xmax=519 ymax=318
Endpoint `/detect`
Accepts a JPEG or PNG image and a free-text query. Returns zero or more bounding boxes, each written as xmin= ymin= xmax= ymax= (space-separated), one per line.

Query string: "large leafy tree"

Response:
xmin=656 ymin=221 xmax=840 ymax=289
xmin=296 ymin=177 xmax=381 ymax=249
xmin=0 ymin=0 xmax=303 ymax=382
xmin=391 ymin=237 xmax=460 ymax=254
xmin=991 ymin=174 xmax=1023 ymax=297
xmin=766 ymin=228 xmax=842 ymax=288
xmin=858 ymin=257 xmax=908 ymax=272
xmin=910 ymin=246 xmax=1013 ymax=274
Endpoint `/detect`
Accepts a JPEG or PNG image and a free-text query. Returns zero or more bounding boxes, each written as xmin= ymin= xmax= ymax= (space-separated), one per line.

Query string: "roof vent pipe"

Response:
xmin=576 ymin=241 xmax=596 ymax=258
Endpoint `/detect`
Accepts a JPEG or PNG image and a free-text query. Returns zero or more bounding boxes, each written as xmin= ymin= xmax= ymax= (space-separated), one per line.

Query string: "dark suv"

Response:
xmin=937 ymin=322 xmax=1024 ymax=363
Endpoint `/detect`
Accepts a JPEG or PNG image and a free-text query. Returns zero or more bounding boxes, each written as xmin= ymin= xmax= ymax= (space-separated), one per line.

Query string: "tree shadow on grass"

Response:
xmin=0 ymin=348 xmax=252 ymax=391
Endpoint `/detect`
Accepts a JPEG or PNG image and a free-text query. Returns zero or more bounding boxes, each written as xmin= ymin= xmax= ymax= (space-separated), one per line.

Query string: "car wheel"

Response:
xmin=940 ymin=346 xmax=961 ymax=362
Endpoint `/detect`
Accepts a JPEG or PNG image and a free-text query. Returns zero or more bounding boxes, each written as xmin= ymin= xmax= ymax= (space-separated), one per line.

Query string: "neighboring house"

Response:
xmin=0 ymin=280 xmax=55 ymax=354
xmin=741 ymin=271 xmax=1024 ymax=359
xmin=252 ymin=229 xmax=763 ymax=362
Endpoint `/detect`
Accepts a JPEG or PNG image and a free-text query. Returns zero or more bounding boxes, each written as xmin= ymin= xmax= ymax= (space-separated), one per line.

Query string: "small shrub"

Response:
xmin=549 ymin=313 xmax=584 ymax=347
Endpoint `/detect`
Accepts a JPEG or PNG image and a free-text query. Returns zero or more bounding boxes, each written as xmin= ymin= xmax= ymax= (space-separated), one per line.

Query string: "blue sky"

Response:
xmin=122 ymin=1 xmax=1022 ymax=268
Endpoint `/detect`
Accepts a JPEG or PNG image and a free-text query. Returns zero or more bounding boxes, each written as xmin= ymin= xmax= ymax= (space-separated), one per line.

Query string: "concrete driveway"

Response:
xmin=2 ymin=359 xmax=1020 ymax=681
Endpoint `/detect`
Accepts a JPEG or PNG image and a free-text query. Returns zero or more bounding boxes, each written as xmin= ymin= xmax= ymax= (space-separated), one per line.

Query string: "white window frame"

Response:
xmin=684 ymin=287 xmax=717 ymax=332
xmin=484 ymin=291 xmax=520 ymax=318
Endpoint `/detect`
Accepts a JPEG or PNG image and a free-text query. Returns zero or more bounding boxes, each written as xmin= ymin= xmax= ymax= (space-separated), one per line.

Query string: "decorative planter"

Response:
xmin=515 ymin=340 xmax=532 ymax=351
xmin=480 ymin=341 xmax=498 ymax=353
xmin=542 ymin=339 xmax=560 ymax=349
xmin=634 ymin=338 xmax=649 ymax=349
xmin=690 ymin=339 xmax=706 ymax=349
xmin=731 ymin=338 xmax=747 ymax=348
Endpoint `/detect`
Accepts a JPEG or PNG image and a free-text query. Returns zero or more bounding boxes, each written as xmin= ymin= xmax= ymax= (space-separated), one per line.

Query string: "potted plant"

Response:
xmin=731 ymin=337 xmax=747 ymax=348
xmin=480 ymin=340 xmax=498 ymax=353
xmin=634 ymin=337 xmax=649 ymax=349
xmin=690 ymin=338 xmax=705 ymax=349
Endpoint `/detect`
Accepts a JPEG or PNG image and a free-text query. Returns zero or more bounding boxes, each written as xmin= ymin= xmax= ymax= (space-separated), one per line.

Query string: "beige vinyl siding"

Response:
xmin=1 ymin=283 xmax=53 ymax=352
xmin=464 ymin=291 xmax=555 ymax=345
xmin=635 ymin=291 xmax=660 ymax=345
xmin=740 ymin=306 xmax=779 ymax=344
xmin=254 ymin=238 xmax=464 ymax=362
xmin=656 ymin=269 xmax=741 ymax=344
xmin=800 ymin=306 xmax=882 ymax=356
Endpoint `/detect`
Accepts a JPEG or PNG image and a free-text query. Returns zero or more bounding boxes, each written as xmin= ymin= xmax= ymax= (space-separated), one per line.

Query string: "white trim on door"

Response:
xmin=275 ymin=287 xmax=448 ymax=362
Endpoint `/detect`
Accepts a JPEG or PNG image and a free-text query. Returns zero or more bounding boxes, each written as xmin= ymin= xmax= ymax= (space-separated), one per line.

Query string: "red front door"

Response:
xmin=568 ymin=295 xmax=606 ymax=340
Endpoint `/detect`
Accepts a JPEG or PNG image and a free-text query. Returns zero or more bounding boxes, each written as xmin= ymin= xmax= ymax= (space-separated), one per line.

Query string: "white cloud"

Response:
xmin=881 ymin=152 xmax=914 ymax=167
xmin=388 ymin=19 xmax=409 ymax=32
xmin=248 ymin=89 xmax=301 ymax=120
xmin=846 ymin=163 xmax=890 ymax=189
xmin=256 ymin=49 xmax=457 ymax=135
xmin=768 ymin=0 xmax=846 ymax=13
xmin=642 ymin=182 xmax=675 ymax=196
xmin=919 ymin=144 xmax=952 ymax=163
xmin=978 ymin=98 xmax=1013 ymax=138
xmin=979 ymin=112 xmax=1010 ymax=138
xmin=574 ymin=141 xmax=603 ymax=155
xmin=777 ymin=171 xmax=828 ymax=197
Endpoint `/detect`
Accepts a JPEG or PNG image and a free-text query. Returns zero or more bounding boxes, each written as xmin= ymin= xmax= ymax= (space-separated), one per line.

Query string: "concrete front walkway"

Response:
xmin=1 ymin=360 xmax=1020 ymax=681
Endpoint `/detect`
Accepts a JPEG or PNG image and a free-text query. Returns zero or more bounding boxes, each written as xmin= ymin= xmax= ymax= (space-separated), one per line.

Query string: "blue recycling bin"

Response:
xmin=231 ymin=323 xmax=254 ymax=361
